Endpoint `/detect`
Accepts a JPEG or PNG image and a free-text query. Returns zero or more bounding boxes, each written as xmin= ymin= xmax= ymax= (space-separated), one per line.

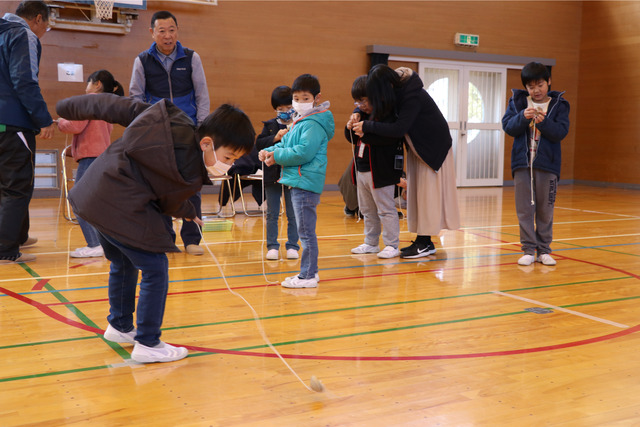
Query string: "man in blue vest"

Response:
xmin=130 ymin=10 xmax=210 ymax=256
xmin=0 ymin=1 xmax=55 ymax=264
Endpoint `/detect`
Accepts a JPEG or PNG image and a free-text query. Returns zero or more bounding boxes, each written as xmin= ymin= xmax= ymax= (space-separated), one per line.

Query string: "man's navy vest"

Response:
xmin=138 ymin=41 xmax=197 ymax=124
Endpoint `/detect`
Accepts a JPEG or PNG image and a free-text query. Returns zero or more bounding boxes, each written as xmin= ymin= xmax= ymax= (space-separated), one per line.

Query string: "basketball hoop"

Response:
xmin=94 ymin=0 xmax=114 ymax=20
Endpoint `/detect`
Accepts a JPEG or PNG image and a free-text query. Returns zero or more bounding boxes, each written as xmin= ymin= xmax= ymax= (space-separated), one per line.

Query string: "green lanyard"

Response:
xmin=0 ymin=124 xmax=6 ymax=133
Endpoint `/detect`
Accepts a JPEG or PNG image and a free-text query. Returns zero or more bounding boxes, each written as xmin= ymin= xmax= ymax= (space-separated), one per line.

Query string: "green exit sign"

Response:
xmin=455 ymin=33 xmax=479 ymax=47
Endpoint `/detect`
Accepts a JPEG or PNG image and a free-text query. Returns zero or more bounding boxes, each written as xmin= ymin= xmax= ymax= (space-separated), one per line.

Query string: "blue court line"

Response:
xmin=2 ymin=240 xmax=639 ymax=299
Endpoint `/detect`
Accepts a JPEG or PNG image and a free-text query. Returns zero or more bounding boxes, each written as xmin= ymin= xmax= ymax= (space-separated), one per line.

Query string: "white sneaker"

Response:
xmin=518 ymin=254 xmax=535 ymax=266
xmin=282 ymin=273 xmax=319 ymax=285
xmin=266 ymin=249 xmax=279 ymax=260
xmin=351 ymin=243 xmax=380 ymax=254
xmin=70 ymin=246 xmax=104 ymax=258
xmin=282 ymin=275 xmax=318 ymax=289
xmin=131 ymin=341 xmax=188 ymax=363
xmin=537 ymin=253 xmax=557 ymax=266
xmin=377 ymin=246 xmax=399 ymax=259
xmin=286 ymin=248 xmax=299 ymax=259
xmin=104 ymin=324 xmax=137 ymax=344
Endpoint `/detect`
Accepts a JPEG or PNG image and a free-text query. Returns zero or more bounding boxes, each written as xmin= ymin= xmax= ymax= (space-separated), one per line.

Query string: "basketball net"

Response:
xmin=95 ymin=0 xmax=114 ymax=20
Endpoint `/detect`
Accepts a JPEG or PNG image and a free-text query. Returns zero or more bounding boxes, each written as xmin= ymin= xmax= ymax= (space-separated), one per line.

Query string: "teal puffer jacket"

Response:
xmin=265 ymin=101 xmax=335 ymax=194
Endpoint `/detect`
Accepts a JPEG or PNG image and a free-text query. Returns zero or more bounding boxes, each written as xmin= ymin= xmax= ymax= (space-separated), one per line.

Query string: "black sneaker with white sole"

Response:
xmin=400 ymin=241 xmax=436 ymax=259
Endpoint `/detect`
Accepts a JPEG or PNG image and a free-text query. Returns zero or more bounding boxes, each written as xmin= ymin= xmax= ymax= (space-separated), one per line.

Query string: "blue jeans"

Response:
xmin=76 ymin=158 xmax=101 ymax=248
xmin=98 ymin=232 xmax=169 ymax=347
xmin=290 ymin=188 xmax=320 ymax=280
xmin=265 ymin=184 xmax=299 ymax=251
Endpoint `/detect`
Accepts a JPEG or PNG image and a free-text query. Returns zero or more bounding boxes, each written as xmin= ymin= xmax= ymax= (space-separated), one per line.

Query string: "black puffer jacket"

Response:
xmin=255 ymin=118 xmax=286 ymax=185
xmin=362 ymin=70 xmax=451 ymax=172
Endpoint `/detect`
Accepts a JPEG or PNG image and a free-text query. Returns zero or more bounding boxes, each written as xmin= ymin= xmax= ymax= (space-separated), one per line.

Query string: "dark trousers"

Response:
xmin=162 ymin=192 xmax=202 ymax=247
xmin=0 ymin=130 xmax=35 ymax=258
xmin=98 ymin=232 xmax=169 ymax=347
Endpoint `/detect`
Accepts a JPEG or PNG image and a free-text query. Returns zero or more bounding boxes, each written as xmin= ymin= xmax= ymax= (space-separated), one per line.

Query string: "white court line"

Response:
xmin=492 ymin=291 xmax=629 ymax=329
xmin=555 ymin=206 xmax=640 ymax=219
xmin=3 ymin=229 xmax=640 ymax=284
xmin=462 ymin=217 xmax=640 ymax=230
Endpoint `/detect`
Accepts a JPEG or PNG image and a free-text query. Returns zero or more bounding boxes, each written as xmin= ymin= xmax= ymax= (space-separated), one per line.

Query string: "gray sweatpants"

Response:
xmin=513 ymin=168 xmax=558 ymax=256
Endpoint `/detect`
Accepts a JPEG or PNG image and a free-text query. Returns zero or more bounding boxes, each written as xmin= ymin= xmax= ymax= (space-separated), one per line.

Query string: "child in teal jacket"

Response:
xmin=259 ymin=74 xmax=335 ymax=289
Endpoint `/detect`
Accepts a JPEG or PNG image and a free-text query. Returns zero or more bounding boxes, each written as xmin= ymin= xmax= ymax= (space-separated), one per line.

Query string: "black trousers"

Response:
xmin=0 ymin=130 xmax=35 ymax=258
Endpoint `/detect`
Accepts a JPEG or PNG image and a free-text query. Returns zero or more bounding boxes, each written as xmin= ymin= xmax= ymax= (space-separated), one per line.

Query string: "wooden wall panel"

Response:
xmin=575 ymin=1 xmax=640 ymax=184
xmin=2 ymin=0 xmax=582 ymax=187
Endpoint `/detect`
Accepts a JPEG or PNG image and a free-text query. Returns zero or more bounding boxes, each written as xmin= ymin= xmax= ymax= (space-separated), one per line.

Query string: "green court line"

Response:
xmin=20 ymin=265 xmax=131 ymax=360
xmin=0 ymin=365 xmax=109 ymax=383
xmin=163 ymin=275 xmax=631 ymax=331
xmin=0 ymin=335 xmax=96 ymax=350
xmin=464 ymin=226 xmax=640 ymax=257
xmin=3 ymin=293 xmax=640 ymax=383
xmin=554 ymin=240 xmax=640 ymax=257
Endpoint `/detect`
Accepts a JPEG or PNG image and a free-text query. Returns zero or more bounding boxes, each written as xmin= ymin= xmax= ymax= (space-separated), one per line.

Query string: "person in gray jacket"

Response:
xmin=57 ymin=94 xmax=254 ymax=363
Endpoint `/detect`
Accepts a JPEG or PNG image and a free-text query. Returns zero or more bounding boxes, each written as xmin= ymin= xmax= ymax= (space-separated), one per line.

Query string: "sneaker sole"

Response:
xmin=131 ymin=346 xmax=188 ymax=363
xmin=281 ymin=283 xmax=318 ymax=289
xmin=131 ymin=351 xmax=188 ymax=363
xmin=401 ymin=249 xmax=436 ymax=259
xmin=377 ymin=252 xmax=399 ymax=259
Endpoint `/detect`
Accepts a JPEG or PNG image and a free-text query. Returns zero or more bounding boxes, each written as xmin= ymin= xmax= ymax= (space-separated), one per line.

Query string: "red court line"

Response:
xmin=31 ymin=279 xmax=49 ymax=291
xmin=42 ymin=260 xmax=520 ymax=307
xmin=69 ymin=260 xmax=103 ymax=269
xmin=180 ymin=322 xmax=640 ymax=360
xmin=3 ymin=236 xmax=639 ymax=362
xmin=0 ymin=285 xmax=103 ymax=336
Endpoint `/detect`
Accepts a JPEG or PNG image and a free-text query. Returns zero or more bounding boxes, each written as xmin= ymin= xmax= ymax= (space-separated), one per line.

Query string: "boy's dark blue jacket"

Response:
xmin=0 ymin=15 xmax=53 ymax=131
xmin=502 ymin=89 xmax=570 ymax=178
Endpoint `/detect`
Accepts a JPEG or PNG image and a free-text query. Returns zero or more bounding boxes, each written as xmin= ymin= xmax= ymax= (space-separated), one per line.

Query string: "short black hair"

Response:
xmin=292 ymin=74 xmax=320 ymax=97
xmin=16 ymin=1 xmax=49 ymax=22
xmin=270 ymin=86 xmax=292 ymax=109
xmin=151 ymin=11 xmax=177 ymax=28
xmin=521 ymin=62 xmax=551 ymax=87
xmin=351 ymin=75 xmax=367 ymax=100
xmin=197 ymin=104 xmax=255 ymax=156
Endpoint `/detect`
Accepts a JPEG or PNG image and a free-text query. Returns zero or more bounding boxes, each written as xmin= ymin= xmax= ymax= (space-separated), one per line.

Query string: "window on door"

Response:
xmin=421 ymin=61 xmax=507 ymax=187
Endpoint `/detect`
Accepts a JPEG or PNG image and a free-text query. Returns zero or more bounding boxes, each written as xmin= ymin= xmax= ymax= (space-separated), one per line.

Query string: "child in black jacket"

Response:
xmin=255 ymin=86 xmax=300 ymax=261
xmin=346 ymin=76 xmax=404 ymax=259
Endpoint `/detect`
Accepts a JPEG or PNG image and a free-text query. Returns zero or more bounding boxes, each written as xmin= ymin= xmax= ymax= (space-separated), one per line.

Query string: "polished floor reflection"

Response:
xmin=2 ymin=186 xmax=640 ymax=426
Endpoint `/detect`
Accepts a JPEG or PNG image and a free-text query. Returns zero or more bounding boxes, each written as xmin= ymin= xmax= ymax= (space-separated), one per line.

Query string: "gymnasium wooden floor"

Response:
xmin=2 ymin=185 xmax=640 ymax=426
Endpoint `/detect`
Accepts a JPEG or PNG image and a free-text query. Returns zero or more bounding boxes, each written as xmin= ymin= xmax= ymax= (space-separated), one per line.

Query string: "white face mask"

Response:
xmin=292 ymin=100 xmax=314 ymax=116
xmin=203 ymin=150 xmax=231 ymax=176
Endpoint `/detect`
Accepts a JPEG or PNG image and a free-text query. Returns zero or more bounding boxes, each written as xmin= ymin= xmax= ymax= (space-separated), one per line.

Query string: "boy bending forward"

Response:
xmin=57 ymin=94 xmax=254 ymax=362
